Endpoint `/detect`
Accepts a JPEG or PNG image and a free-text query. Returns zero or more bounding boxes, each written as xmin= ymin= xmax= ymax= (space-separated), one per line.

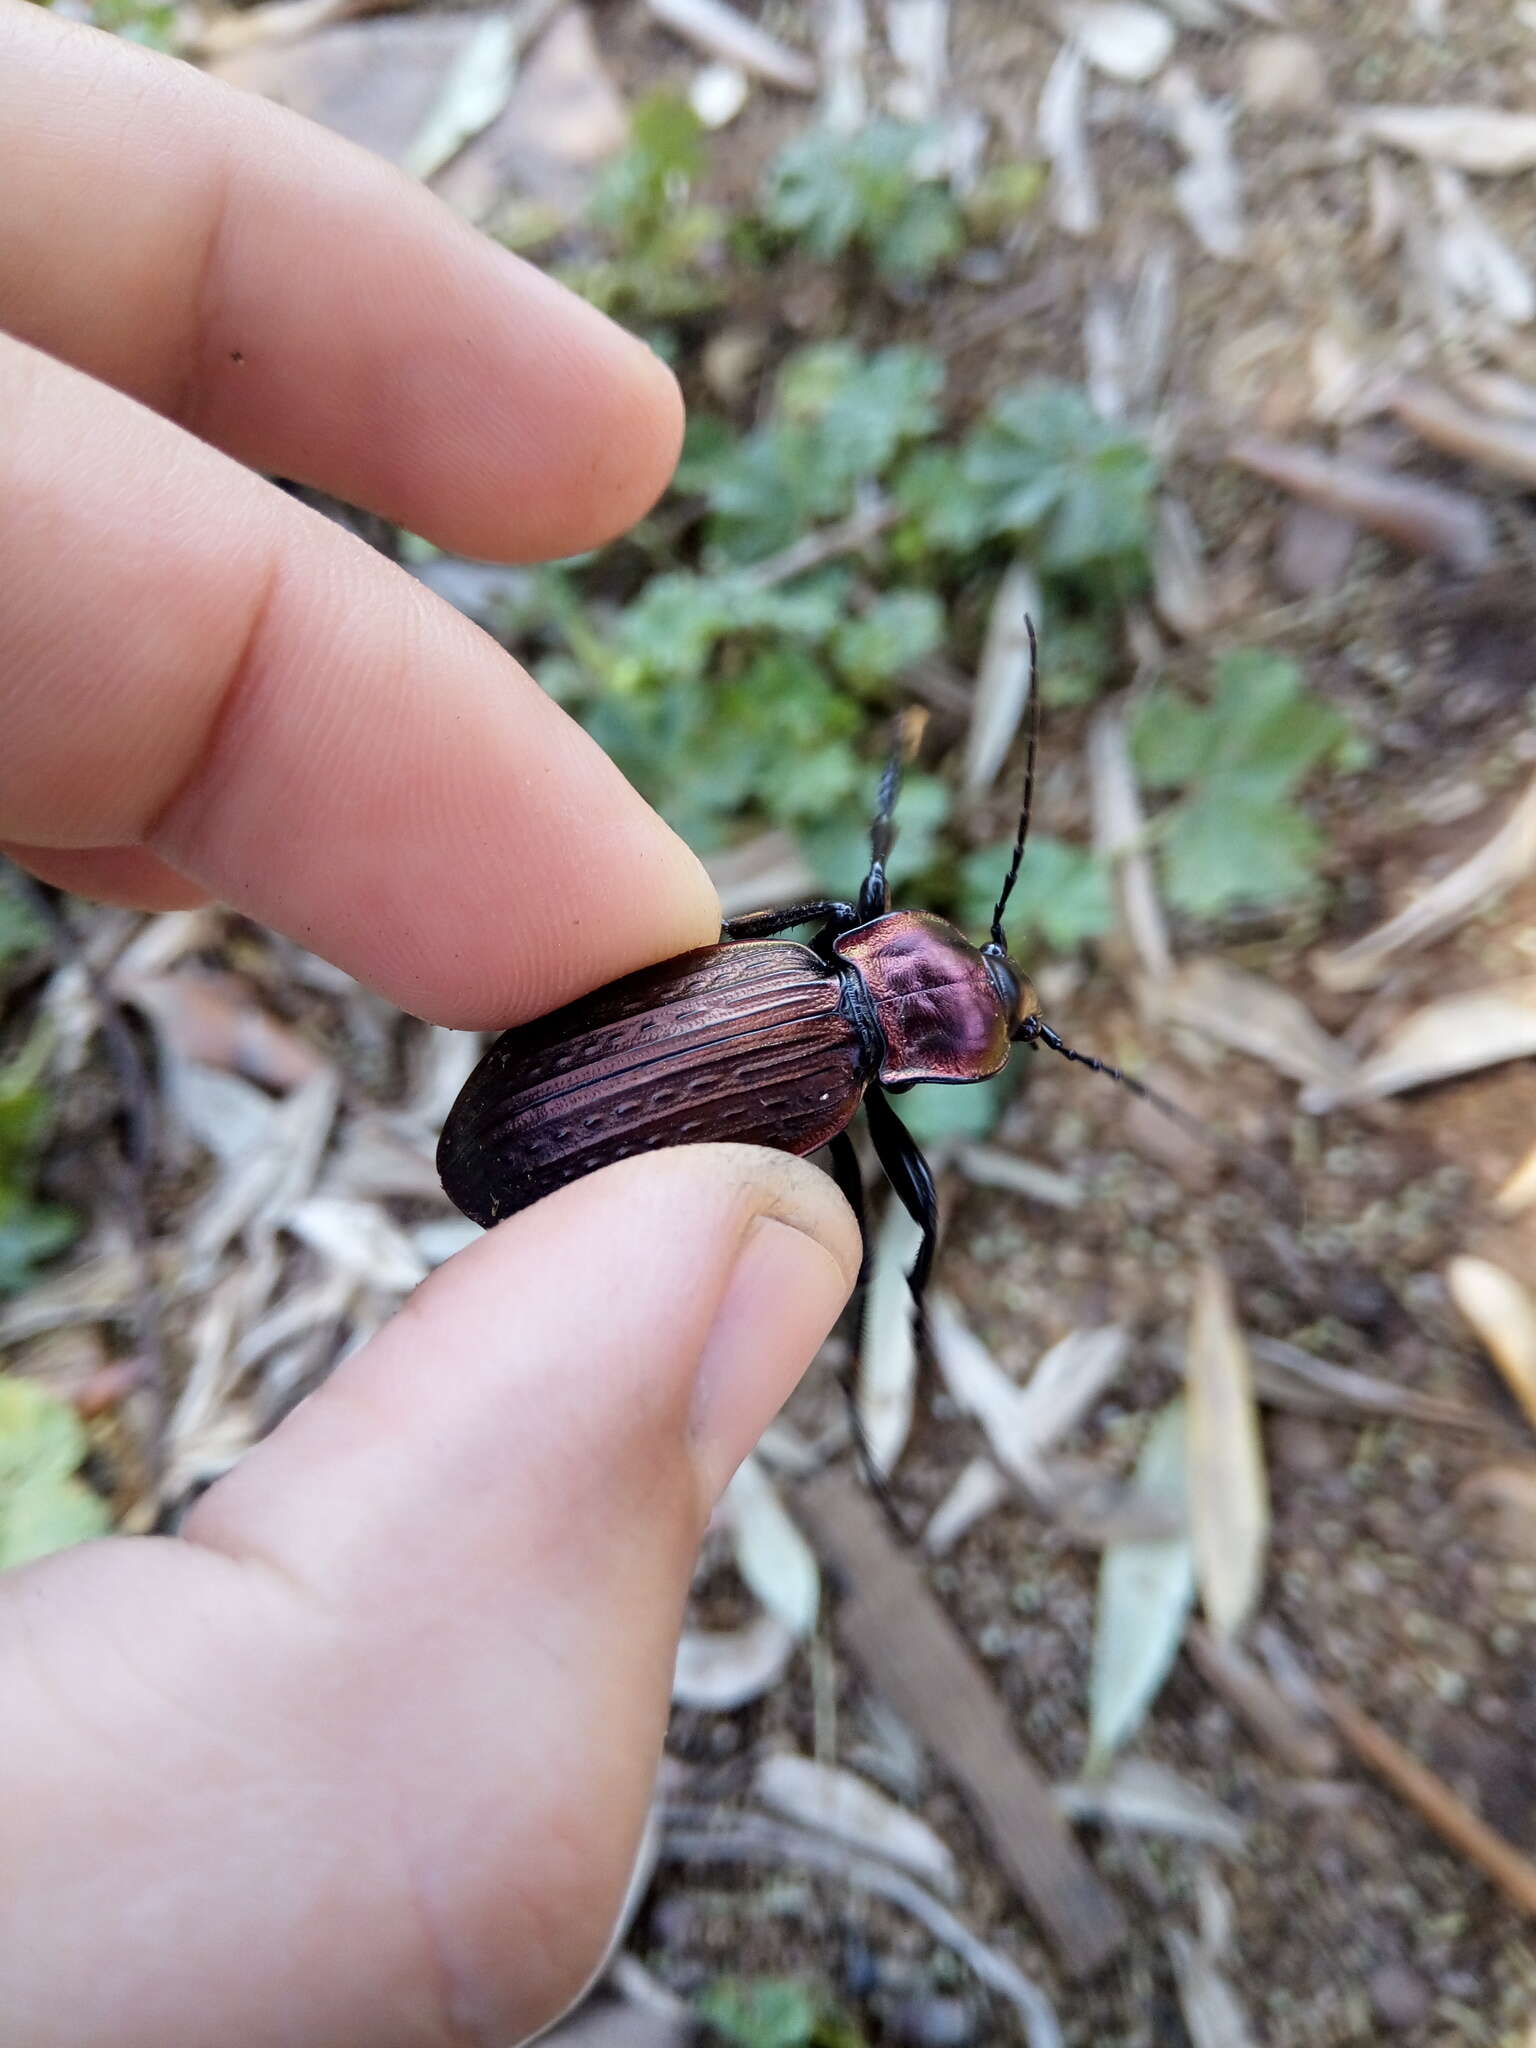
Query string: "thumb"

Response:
xmin=0 ymin=1145 xmax=858 ymax=2048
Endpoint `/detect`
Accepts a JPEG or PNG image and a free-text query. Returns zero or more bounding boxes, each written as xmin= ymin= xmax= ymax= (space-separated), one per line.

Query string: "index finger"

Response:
xmin=1 ymin=336 xmax=718 ymax=1028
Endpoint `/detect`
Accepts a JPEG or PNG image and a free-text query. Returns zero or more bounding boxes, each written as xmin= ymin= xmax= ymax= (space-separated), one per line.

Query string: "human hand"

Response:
xmin=0 ymin=13 xmax=859 ymax=2044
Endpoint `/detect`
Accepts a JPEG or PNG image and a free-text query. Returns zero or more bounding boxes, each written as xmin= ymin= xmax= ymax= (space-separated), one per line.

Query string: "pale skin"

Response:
xmin=0 ymin=11 xmax=860 ymax=2044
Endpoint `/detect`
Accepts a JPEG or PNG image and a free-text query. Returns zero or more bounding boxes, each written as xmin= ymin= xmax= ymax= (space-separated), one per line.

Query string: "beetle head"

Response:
xmin=981 ymin=943 xmax=1041 ymax=1038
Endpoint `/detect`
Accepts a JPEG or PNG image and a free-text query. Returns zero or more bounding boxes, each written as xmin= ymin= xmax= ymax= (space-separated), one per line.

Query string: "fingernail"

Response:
xmin=690 ymin=1169 xmax=858 ymax=1501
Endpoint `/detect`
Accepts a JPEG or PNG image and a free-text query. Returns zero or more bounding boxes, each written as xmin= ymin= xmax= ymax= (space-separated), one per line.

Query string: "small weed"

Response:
xmin=760 ymin=120 xmax=965 ymax=284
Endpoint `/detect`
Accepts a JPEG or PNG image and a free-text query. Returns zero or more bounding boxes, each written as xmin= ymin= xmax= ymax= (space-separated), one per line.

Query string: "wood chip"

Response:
xmin=1347 ymin=104 xmax=1536 ymax=176
xmin=795 ymin=1467 xmax=1128 ymax=1976
xmin=1393 ymin=380 xmax=1536 ymax=485
xmin=1186 ymin=1265 xmax=1269 ymax=1641
xmin=1322 ymin=1683 xmax=1536 ymax=1917
xmin=1231 ymin=435 xmax=1495 ymax=573
xmin=1187 ymin=1622 xmax=1339 ymax=1774
xmin=1299 ymin=977 xmax=1536 ymax=1111
xmin=1312 ymin=773 xmax=1536 ymax=991
xmin=646 ymin=0 xmax=817 ymax=92
xmin=1446 ymin=1255 xmax=1536 ymax=1434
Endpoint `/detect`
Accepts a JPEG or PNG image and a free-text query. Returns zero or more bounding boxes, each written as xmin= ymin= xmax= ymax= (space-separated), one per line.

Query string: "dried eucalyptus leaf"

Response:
xmin=1300 ymin=977 xmax=1536 ymax=1111
xmin=1186 ymin=1264 xmax=1269 ymax=1640
xmin=1055 ymin=1756 xmax=1248 ymax=1853
xmin=1088 ymin=1400 xmax=1195 ymax=1768
xmin=858 ymin=1198 xmax=923 ymax=1478
xmin=725 ymin=1454 xmax=821 ymax=1638
xmin=755 ymin=1752 xmax=960 ymax=1893
xmin=1446 ymin=1255 xmax=1536 ymax=1434
xmin=673 ymin=1613 xmax=797 ymax=1709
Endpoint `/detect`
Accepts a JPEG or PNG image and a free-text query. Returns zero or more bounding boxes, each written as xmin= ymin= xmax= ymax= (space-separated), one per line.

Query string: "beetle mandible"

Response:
xmin=438 ymin=626 xmax=1174 ymax=1312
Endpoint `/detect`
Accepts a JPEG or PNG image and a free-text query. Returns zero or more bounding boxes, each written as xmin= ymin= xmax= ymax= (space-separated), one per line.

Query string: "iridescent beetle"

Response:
xmin=438 ymin=626 xmax=1175 ymax=1309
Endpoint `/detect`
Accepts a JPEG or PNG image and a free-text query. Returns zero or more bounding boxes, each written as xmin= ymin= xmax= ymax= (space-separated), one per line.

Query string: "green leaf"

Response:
xmin=0 ymin=1373 xmax=109 ymax=1571
xmin=1129 ymin=687 xmax=1217 ymax=789
xmin=958 ymin=836 xmax=1112 ymax=951
xmin=961 ymin=382 xmax=1156 ymax=574
xmin=891 ymin=445 xmax=991 ymax=555
xmin=0 ymin=1192 xmax=77 ymax=1297
xmin=1087 ymin=1400 xmax=1195 ymax=1771
xmin=761 ymin=121 xmax=962 ymax=282
xmin=1161 ymin=794 xmax=1325 ymax=917
xmin=830 ymin=588 xmax=945 ymax=689
xmin=0 ymin=871 xmax=46 ymax=968
xmin=900 ymin=1069 xmax=1013 ymax=1147
xmin=699 ymin=1977 xmax=821 ymax=2048
xmin=797 ymin=771 xmax=951 ymax=897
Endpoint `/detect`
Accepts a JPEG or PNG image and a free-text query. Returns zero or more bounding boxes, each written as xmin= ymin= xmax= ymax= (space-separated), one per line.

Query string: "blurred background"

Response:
xmin=5 ymin=0 xmax=1536 ymax=2041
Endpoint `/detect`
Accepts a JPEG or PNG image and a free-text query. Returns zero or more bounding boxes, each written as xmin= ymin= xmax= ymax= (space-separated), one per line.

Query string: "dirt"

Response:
xmin=591 ymin=2 xmax=1536 ymax=2042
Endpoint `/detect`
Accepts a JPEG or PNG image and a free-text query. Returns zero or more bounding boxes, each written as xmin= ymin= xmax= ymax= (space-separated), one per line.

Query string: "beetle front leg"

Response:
xmin=862 ymin=1085 xmax=939 ymax=1311
xmin=722 ymin=900 xmax=858 ymax=942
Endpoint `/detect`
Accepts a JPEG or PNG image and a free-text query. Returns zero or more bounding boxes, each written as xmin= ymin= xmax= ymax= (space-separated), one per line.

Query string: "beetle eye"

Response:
xmin=983 ymin=951 xmax=1021 ymax=1018
xmin=1009 ymin=963 xmax=1042 ymax=1036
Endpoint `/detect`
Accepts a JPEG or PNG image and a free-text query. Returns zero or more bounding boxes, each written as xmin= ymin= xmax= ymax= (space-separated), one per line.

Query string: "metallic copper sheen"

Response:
xmin=833 ymin=911 xmax=1012 ymax=1087
xmin=437 ymin=941 xmax=871 ymax=1227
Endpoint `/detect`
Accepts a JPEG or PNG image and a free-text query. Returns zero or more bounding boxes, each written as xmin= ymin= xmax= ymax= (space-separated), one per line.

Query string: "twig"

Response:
xmin=7 ymin=868 xmax=166 ymax=1469
xmin=660 ymin=1808 xmax=1064 ymax=2048
xmin=737 ymin=494 xmax=897 ymax=591
xmin=1321 ymin=1683 xmax=1536 ymax=1917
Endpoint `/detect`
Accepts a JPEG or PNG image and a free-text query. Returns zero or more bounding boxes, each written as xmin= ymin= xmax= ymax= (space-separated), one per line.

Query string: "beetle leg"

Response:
xmin=826 ymin=1130 xmax=869 ymax=1286
xmin=722 ymin=900 xmax=858 ymax=942
xmin=862 ymin=1085 xmax=939 ymax=1312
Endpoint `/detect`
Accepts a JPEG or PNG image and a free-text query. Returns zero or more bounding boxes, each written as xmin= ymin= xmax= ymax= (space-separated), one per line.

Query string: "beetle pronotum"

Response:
xmin=438 ymin=625 xmax=1191 ymax=1313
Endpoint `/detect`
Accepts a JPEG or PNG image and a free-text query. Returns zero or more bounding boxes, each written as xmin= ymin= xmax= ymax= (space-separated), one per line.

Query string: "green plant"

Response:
xmin=0 ymin=1026 xmax=77 ymax=1298
xmin=699 ymin=1976 xmax=865 ymax=2048
xmin=556 ymin=93 xmax=724 ymax=322
xmin=958 ymin=834 xmax=1111 ymax=950
xmin=0 ymin=1372 xmax=110 ymax=1570
xmin=761 ymin=120 xmax=964 ymax=283
xmin=1130 ymin=648 xmax=1359 ymax=918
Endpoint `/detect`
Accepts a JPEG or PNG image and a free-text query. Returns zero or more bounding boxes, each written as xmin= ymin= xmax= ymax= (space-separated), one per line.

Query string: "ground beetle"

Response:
xmin=438 ymin=628 xmax=1175 ymax=1312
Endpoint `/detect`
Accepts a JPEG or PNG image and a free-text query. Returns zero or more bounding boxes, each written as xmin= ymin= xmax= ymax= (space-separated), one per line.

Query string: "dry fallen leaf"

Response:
xmin=1088 ymin=706 xmax=1174 ymax=980
xmin=955 ymin=1145 xmax=1085 ymax=1210
xmin=724 ymin=1454 xmax=821 ymax=1638
xmin=123 ymin=970 xmax=328 ymax=1093
xmin=1231 ymin=435 xmax=1495 ymax=572
xmin=1039 ymin=42 xmax=1099 ymax=236
xmin=858 ymin=1197 xmax=923 ymax=1479
xmin=1494 ymin=1139 xmax=1536 ymax=1218
xmin=1055 ymin=1756 xmax=1248 ymax=1854
xmin=924 ymin=1455 xmax=1011 ymax=1554
xmin=1300 ymin=977 xmax=1536 ymax=1111
xmin=930 ymin=1295 xmax=1127 ymax=1488
xmin=1446 ymin=1255 xmax=1536 ymax=1434
xmin=1156 ymin=957 xmax=1357 ymax=1094
xmin=1153 ymin=494 xmax=1215 ymax=639
xmin=963 ymin=559 xmax=1041 ymax=796
xmin=1059 ymin=1 xmax=1175 ymax=82
xmin=1395 ymin=381 xmax=1536 ymax=484
xmin=755 ymin=1752 xmax=960 ymax=1894
xmin=1429 ymin=169 xmax=1536 ymax=327
xmin=672 ymin=1613 xmax=796 ymax=1709
xmin=1162 ymin=66 xmax=1246 ymax=260
xmin=646 ymin=0 xmax=817 ymax=91
xmin=1166 ymin=1926 xmax=1259 ymax=2048
xmin=1347 ymin=104 xmax=1536 ymax=176
xmin=1312 ymin=773 xmax=1536 ymax=991
xmin=1088 ymin=1399 xmax=1195 ymax=1769
xmin=1186 ymin=1263 xmax=1269 ymax=1641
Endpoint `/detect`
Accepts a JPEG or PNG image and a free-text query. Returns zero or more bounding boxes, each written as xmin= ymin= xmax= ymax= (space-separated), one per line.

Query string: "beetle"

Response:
xmin=438 ymin=628 xmax=1173 ymax=1311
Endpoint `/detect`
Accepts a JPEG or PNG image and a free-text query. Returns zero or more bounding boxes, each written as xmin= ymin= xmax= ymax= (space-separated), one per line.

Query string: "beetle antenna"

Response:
xmin=1023 ymin=1018 xmax=1296 ymax=1210
xmin=988 ymin=615 xmax=1040 ymax=953
xmin=860 ymin=708 xmax=926 ymax=923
